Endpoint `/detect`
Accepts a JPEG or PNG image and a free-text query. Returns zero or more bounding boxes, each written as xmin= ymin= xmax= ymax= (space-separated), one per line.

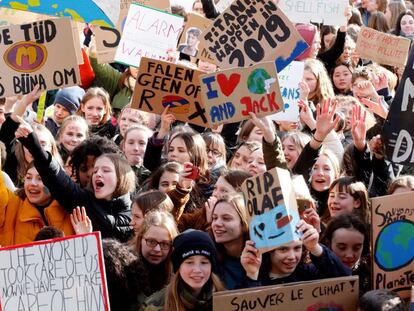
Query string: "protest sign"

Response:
xmin=0 ymin=0 xmax=115 ymax=27
xmin=178 ymin=13 xmax=212 ymax=60
xmin=269 ymin=61 xmax=304 ymax=122
xmin=0 ymin=18 xmax=80 ymax=97
xmin=356 ymin=26 xmax=411 ymax=68
xmin=213 ymin=276 xmax=359 ymax=310
xmin=94 ymin=0 xmax=171 ymax=64
xmin=131 ymin=57 xmax=209 ymax=127
xmin=382 ymin=44 xmax=414 ymax=165
xmin=0 ymin=232 xmax=109 ymax=311
xmin=371 ymin=192 xmax=414 ymax=298
xmin=200 ymin=62 xmax=283 ymax=126
xmin=278 ymin=0 xmax=348 ymax=26
xmin=199 ymin=0 xmax=308 ymax=71
xmin=91 ymin=0 xmax=121 ymax=26
xmin=241 ymin=167 xmax=300 ymax=253
xmin=114 ymin=3 xmax=183 ymax=67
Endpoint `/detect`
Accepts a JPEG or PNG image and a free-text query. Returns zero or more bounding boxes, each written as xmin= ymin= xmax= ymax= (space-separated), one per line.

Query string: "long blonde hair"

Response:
xmin=164 ymin=272 xmax=225 ymax=311
xmin=304 ymin=58 xmax=334 ymax=104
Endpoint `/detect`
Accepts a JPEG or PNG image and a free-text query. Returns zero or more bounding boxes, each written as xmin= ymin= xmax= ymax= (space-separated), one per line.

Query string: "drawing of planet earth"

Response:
xmin=374 ymin=220 xmax=414 ymax=271
xmin=247 ymin=68 xmax=271 ymax=94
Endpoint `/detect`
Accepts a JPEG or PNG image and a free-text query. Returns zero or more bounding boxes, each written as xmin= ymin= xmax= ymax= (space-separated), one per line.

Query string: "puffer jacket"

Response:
xmin=0 ymin=173 xmax=74 ymax=246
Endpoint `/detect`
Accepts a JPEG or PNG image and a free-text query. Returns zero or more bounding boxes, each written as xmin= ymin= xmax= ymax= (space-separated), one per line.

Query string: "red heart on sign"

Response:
xmin=217 ymin=73 xmax=241 ymax=97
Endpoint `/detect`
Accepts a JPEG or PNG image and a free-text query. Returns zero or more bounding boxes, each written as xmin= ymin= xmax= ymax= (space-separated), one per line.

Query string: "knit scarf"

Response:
xmin=179 ymin=279 xmax=213 ymax=311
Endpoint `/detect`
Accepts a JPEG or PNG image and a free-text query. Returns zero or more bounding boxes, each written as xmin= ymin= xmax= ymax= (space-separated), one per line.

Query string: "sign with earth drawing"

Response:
xmin=371 ymin=191 xmax=414 ymax=298
xmin=199 ymin=61 xmax=283 ymax=126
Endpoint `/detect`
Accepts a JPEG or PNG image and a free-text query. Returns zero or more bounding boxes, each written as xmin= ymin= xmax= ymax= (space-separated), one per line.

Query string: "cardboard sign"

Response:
xmin=94 ymin=0 xmax=171 ymax=64
xmin=178 ymin=13 xmax=212 ymax=60
xmin=382 ymin=44 xmax=414 ymax=165
xmin=200 ymin=62 xmax=283 ymax=126
xmin=0 ymin=18 xmax=80 ymax=97
xmin=114 ymin=3 xmax=184 ymax=67
xmin=0 ymin=8 xmax=51 ymax=26
xmin=278 ymin=0 xmax=348 ymax=26
xmin=356 ymin=26 xmax=411 ymax=68
xmin=241 ymin=167 xmax=300 ymax=253
xmin=213 ymin=276 xmax=359 ymax=310
xmin=199 ymin=0 xmax=308 ymax=71
xmin=371 ymin=192 xmax=414 ymax=298
xmin=131 ymin=57 xmax=209 ymax=127
xmin=0 ymin=232 xmax=109 ymax=311
xmin=0 ymin=0 xmax=115 ymax=27
xmin=269 ymin=61 xmax=304 ymax=122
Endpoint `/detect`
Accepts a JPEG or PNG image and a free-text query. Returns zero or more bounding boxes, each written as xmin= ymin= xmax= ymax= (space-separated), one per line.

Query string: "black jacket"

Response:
xmin=19 ymin=132 xmax=133 ymax=242
xmin=246 ymin=245 xmax=351 ymax=287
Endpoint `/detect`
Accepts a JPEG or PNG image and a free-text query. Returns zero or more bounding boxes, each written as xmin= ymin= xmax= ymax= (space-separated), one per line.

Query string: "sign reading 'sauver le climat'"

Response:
xmin=0 ymin=232 xmax=110 ymax=311
xmin=200 ymin=0 xmax=308 ymax=71
xmin=0 ymin=18 xmax=80 ymax=97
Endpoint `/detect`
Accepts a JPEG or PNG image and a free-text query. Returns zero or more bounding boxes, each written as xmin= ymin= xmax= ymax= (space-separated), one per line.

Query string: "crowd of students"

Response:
xmin=0 ymin=0 xmax=413 ymax=310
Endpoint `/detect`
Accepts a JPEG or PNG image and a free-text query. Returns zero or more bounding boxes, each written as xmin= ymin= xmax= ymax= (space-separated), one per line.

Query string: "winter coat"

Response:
xmin=19 ymin=132 xmax=133 ymax=242
xmin=0 ymin=172 xmax=74 ymax=246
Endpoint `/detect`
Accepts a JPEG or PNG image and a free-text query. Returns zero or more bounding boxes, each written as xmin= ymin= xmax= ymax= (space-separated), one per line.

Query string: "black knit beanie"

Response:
xmin=172 ymin=229 xmax=217 ymax=273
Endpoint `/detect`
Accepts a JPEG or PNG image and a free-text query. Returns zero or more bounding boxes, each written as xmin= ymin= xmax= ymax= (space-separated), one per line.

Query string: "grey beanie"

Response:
xmin=54 ymin=86 xmax=85 ymax=114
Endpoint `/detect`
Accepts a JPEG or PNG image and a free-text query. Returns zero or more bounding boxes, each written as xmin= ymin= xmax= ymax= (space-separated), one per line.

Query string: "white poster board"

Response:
xmin=269 ymin=61 xmax=304 ymax=122
xmin=0 ymin=232 xmax=109 ymax=311
xmin=114 ymin=3 xmax=184 ymax=67
xmin=278 ymin=0 xmax=348 ymax=26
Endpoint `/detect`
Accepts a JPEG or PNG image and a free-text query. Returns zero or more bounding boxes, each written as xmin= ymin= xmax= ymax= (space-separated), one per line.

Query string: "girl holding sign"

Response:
xmin=15 ymin=119 xmax=136 ymax=242
xmin=240 ymin=220 xmax=351 ymax=287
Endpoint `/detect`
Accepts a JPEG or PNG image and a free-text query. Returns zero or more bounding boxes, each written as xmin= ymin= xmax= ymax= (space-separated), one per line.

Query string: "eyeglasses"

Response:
xmin=207 ymin=148 xmax=222 ymax=157
xmin=143 ymin=238 xmax=171 ymax=250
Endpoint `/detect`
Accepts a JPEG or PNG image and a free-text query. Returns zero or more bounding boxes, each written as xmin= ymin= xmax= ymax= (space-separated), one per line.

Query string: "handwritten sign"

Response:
xmin=241 ymin=167 xmax=300 ymax=253
xmin=356 ymin=26 xmax=411 ymax=68
xmin=0 ymin=18 xmax=80 ymax=97
xmin=371 ymin=192 xmax=414 ymax=299
xmin=215 ymin=0 xmax=234 ymax=12
xmin=131 ymin=57 xmax=209 ymax=127
xmin=200 ymin=0 xmax=307 ymax=71
xmin=178 ymin=12 xmax=212 ymax=60
xmin=200 ymin=62 xmax=283 ymax=126
xmin=269 ymin=61 xmax=304 ymax=122
xmin=94 ymin=0 xmax=171 ymax=64
xmin=114 ymin=3 xmax=183 ymax=67
xmin=0 ymin=0 xmax=115 ymax=27
xmin=0 ymin=232 xmax=109 ymax=311
xmin=213 ymin=276 xmax=359 ymax=310
xmin=382 ymin=44 xmax=414 ymax=165
xmin=278 ymin=0 xmax=348 ymax=26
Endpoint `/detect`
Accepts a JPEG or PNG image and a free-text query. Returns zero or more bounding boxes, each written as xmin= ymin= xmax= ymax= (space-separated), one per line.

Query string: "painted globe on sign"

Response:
xmin=374 ymin=220 xmax=414 ymax=271
xmin=247 ymin=68 xmax=272 ymax=94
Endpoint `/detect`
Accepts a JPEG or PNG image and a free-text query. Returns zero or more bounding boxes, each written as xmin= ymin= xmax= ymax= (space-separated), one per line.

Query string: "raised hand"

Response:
xmin=70 ymin=206 xmax=93 ymax=234
xmin=299 ymin=80 xmax=310 ymax=101
xmin=14 ymin=115 xmax=33 ymax=140
xmin=157 ymin=106 xmax=176 ymax=139
xmin=249 ymin=112 xmax=275 ymax=143
xmin=241 ymin=240 xmax=262 ymax=280
xmin=298 ymin=99 xmax=316 ymax=130
xmin=359 ymin=97 xmax=388 ymax=119
xmin=296 ymin=220 xmax=322 ymax=256
xmin=351 ymin=105 xmax=367 ymax=151
xmin=313 ymin=98 xmax=340 ymax=142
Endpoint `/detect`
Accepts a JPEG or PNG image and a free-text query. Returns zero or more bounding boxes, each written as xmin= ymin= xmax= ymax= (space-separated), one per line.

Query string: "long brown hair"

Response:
xmin=164 ymin=273 xmax=225 ymax=311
